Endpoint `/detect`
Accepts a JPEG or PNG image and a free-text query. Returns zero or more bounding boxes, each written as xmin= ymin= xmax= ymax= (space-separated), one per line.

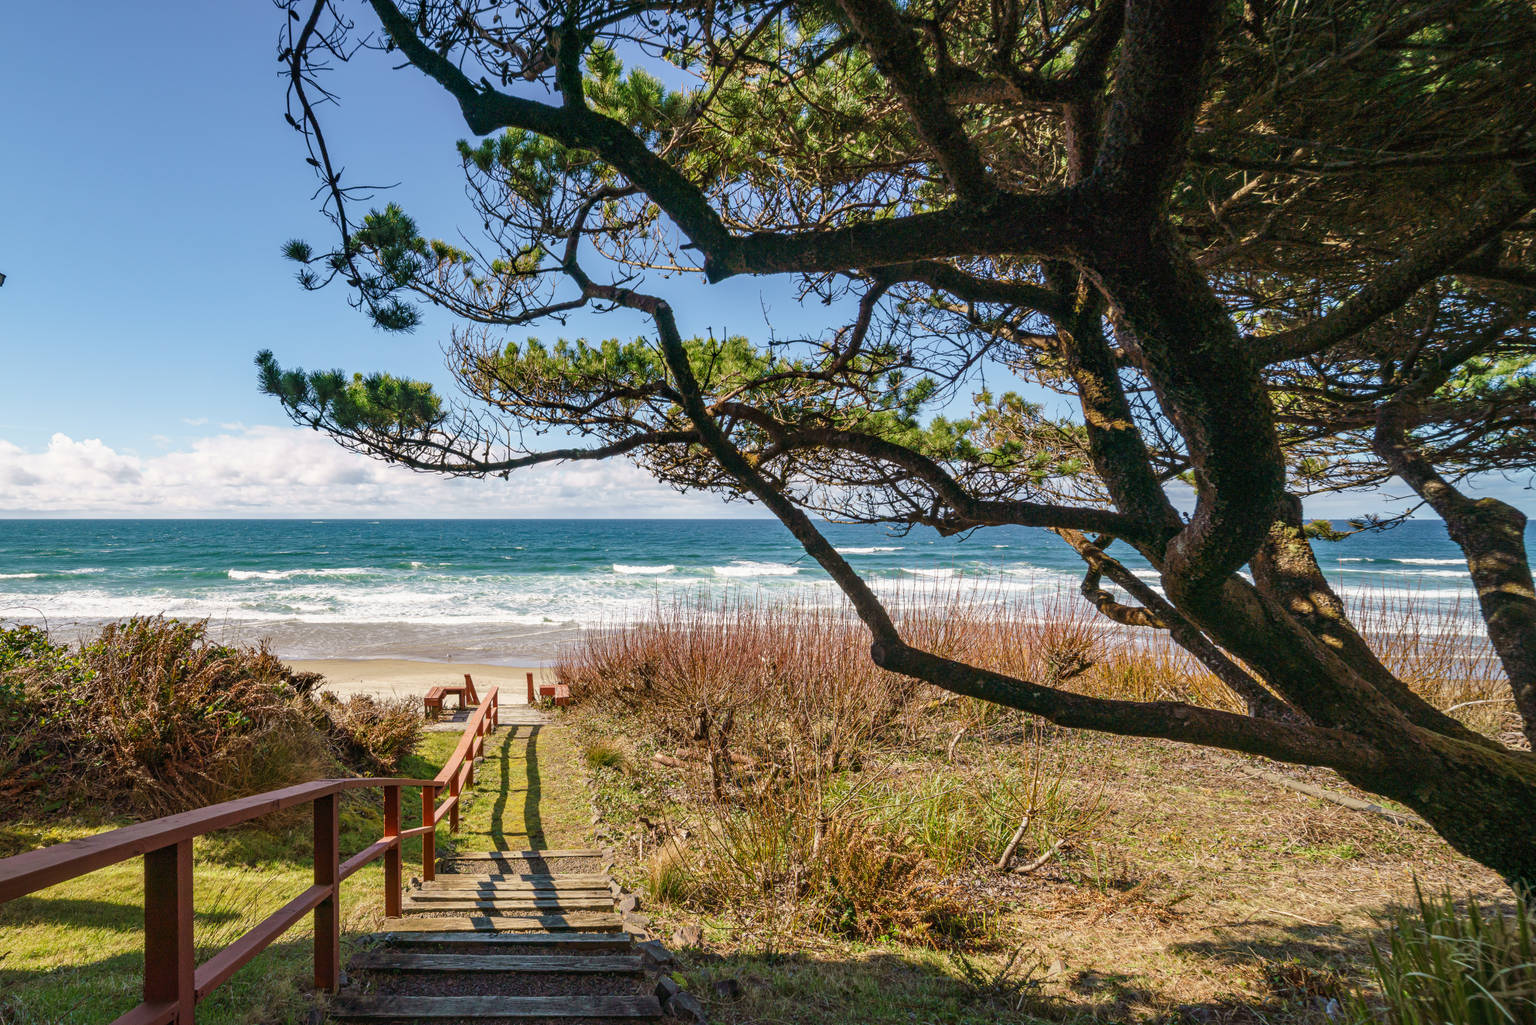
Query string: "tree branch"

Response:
xmin=834 ymin=0 xmax=994 ymax=203
xmin=1256 ymin=174 xmax=1536 ymax=363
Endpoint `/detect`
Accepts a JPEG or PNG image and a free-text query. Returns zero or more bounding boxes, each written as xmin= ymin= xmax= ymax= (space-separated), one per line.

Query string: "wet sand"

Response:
xmin=288 ymin=658 xmax=557 ymax=705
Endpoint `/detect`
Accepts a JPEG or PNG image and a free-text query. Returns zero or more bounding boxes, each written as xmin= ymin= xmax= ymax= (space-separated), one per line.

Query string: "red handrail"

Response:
xmin=0 ymin=686 xmax=500 ymax=1025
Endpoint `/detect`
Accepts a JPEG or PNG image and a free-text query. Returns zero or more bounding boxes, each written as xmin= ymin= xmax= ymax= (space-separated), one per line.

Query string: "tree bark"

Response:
xmin=1251 ymin=493 xmax=1501 ymax=748
xmin=1061 ymin=529 xmax=1296 ymax=721
xmin=1375 ymin=404 xmax=1536 ymax=746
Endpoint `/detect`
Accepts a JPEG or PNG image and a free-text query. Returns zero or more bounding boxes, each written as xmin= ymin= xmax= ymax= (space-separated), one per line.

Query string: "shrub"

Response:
xmin=1362 ymin=884 xmax=1536 ymax=1025
xmin=0 ymin=618 xmax=423 ymax=818
xmin=561 ymin=590 xmax=1489 ymax=955
xmin=316 ymin=693 xmax=424 ymax=774
xmin=646 ymin=840 xmax=696 ymax=904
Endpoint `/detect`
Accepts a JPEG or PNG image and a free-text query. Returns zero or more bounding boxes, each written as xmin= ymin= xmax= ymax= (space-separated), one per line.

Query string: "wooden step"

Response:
xmin=409 ymin=887 xmax=611 ymax=901
xmin=381 ymin=913 xmax=623 ymax=933
xmin=449 ymin=849 xmax=605 ymax=859
xmin=413 ymin=888 xmax=613 ymax=901
xmin=419 ymin=878 xmax=610 ymax=891
xmin=328 ymin=994 xmax=662 ymax=1019
xmin=350 ymin=951 xmax=643 ymax=974
xmin=400 ymin=897 xmax=614 ymax=914
xmin=370 ymin=931 xmax=632 ymax=951
xmin=405 ymin=895 xmax=612 ymax=907
xmin=421 ymin=873 xmax=610 ymax=888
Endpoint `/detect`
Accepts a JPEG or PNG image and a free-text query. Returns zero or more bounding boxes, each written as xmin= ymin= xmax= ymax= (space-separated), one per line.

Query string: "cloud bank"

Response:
xmin=0 ymin=428 xmax=737 ymax=517
xmin=2 ymin=428 xmax=1519 ymax=521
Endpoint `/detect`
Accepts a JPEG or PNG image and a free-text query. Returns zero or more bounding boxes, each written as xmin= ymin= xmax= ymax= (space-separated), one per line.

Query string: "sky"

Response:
xmin=0 ymin=2 xmax=1526 ymax=520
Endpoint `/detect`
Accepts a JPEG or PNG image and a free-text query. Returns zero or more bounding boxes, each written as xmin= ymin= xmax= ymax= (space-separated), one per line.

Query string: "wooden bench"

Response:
xmin=424 ymin=675 xmax=482 ymax=719
xmin=535 ymin=682 xmax=572 ymax=708
xmin=423 ymin=686 xmax=451 ymax=719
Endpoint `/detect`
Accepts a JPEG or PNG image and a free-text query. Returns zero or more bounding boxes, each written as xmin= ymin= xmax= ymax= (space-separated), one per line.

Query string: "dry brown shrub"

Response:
xmin=559 ymin=594 xmax=921 ymax=771
xmin=0 ymin=618 xmax=422 ymax=817
xmin=660 ymin=755 xmax=989 ymax=949
xmin=315 ymin=693 xmax=424 ymax=774
xmin=1352 ymin=590 xmax=1506 ymax=719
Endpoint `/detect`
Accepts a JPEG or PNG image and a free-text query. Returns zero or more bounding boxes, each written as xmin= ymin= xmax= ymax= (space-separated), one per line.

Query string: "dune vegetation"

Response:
xmin=558 ymin=589 xmax=1523 ymax=1023
xmin=0 ymin=618 xmax=420 ymax=818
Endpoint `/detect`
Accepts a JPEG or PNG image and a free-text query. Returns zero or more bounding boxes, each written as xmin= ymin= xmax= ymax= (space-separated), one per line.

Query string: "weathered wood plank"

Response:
xmin=406 ymin=890 xmax=611 ymax=903
xmin=349 ymin=951 xmax=643 ymax=973
xmin=447 ymin=849 xmax=604 ymax=859
xmin=381 ymin=913 xmax=623 ymax=933
xmin=400 ymin=897 xmax=615 ymax=913
xmin=416 ymin=885 xmax=603 ymax=894
xmin=414 ymin=888 xmax=613 ymax=900
xmin=410 ymin=889 xmax=612 ymax=902
xmin=366 ymin=931 xmax=631 ymax=949
xmin=420 ymin=879 xmax=610 ymax=891
xmin=329 ymin=994 xmax=662 ymax=1019
xmin=422 ymin=873 xmax=610 ymax=887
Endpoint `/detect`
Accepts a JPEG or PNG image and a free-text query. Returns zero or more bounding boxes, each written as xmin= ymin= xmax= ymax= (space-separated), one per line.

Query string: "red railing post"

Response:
xmin=313 ymin=794 xmax=340 ymax=992
xmin=467 ymin=720 xmax=480 ymax=785
xmin=421 ymin=785 xmax=436 ymax=882
xmin=144 ymin=839 xmax=195 ymax=1023
xmin=526 ymin=671 xmax=535 ymax=705
xmin=383 ymin=785 xmax=401 ymax=919
xmin=448 ymin=771 xmax=461 ymax=833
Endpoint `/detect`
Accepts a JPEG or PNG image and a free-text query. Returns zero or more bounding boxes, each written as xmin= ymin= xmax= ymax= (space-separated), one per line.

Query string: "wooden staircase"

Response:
xmin=328 ymin=843 xmax=664 ymax=1022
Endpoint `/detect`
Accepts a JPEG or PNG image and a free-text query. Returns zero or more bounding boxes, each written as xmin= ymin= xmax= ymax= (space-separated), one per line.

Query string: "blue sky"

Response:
xmin=0 ymin=2 xmax=1524 ymax=519
xmin=0 ymin=2 xmax=827 ymax=516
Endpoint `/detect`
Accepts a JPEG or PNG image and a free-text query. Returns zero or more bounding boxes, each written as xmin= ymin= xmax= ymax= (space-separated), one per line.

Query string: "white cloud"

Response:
xmin=0 ymin=427 xmax=738 ymax=518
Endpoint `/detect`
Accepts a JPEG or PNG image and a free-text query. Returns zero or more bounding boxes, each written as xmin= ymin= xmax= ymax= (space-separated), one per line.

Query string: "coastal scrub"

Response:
xmin=0 ymin=617 xmax=421 ymax=817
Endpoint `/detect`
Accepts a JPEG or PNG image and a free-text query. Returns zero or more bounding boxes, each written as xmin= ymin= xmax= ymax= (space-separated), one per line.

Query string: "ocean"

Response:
xmin=0 ymin=518 xmax=1516 ymax=664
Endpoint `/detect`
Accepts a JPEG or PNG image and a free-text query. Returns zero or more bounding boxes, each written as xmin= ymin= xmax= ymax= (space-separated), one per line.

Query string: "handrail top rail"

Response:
xmin=433 ymin=686 xmax=499 ymax=787
xmin=0 ymin=775 xmax=437 ymax=904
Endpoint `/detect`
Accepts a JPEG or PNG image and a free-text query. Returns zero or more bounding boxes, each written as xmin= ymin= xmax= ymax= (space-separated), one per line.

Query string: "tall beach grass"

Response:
xmin=558 ymin=584 xmax=1508 ymax=957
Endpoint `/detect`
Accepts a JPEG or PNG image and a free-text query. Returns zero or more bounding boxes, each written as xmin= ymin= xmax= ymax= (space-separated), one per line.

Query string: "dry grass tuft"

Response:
xmin=584 ymin=736 xmax=627 ymax=771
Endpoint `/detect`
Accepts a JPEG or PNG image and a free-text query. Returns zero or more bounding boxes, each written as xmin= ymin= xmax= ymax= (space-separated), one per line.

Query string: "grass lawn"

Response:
xmin=416 ymin=721 xmax=591 ymax=856
xmin=0 ymin=719 xmax=583 ymax=1025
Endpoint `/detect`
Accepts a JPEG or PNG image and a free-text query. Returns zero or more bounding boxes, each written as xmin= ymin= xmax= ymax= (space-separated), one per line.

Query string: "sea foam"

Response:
xmin=227 ymin=567 xmax=372 ymax=581
xmin=714 ymin=561 xmax=799 ymax=577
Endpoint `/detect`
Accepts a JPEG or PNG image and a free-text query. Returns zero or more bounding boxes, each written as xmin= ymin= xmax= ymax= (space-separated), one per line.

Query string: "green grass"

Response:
xmin=1361 ymin=885 xmax=1536 ymax=1025
xmin=583 ymin=737 xmax=626 ymax=771
xmin=422 ymin=722 xmax=591 ymax=855
xmin=0 ymin=719 xmax=579 ymax=1025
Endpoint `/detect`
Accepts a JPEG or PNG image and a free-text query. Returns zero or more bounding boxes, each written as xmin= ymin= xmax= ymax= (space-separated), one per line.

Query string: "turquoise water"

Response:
xmin=0 ymin=518 xmax=1517 ymax=662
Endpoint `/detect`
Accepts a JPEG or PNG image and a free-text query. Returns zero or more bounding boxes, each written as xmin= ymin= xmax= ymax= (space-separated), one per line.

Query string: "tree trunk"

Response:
xmin=1340 ymin=726 xmax=1536 ymax=888
xmin=1376 ymin=403 xmax=1536 ymax=746
xmin=1251 ymin=493 xmax=1501 ymax=748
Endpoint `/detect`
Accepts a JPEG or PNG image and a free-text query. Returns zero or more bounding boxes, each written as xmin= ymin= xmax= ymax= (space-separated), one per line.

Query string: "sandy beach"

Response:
xmin=288 ymin=658 xmax=557 ymax=705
